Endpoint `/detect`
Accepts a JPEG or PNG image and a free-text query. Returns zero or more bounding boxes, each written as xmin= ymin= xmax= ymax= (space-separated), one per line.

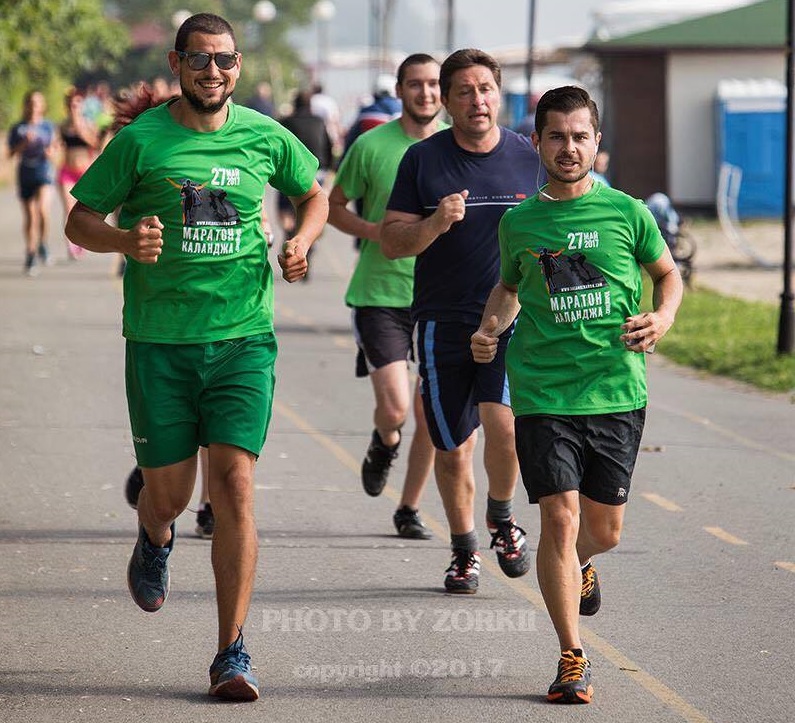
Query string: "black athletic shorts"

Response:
xmin=416 ymin=319 xmax=512 ymax=451
xmin=352 ymin=306 xmax=414 ymax=378
xmin=514 ymin=409 xmax=646 ymax=505
xmin=18 ymin=163 xmax=53 ymax=201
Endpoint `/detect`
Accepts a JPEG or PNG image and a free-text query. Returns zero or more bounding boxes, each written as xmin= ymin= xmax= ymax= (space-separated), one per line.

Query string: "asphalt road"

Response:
xmin=0 ymin=188 xmax=793 ymax=723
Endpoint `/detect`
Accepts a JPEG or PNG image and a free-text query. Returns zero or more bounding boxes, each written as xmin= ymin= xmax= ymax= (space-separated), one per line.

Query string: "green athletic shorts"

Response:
xmin=125 ymin=333 xmax=277 ymax=468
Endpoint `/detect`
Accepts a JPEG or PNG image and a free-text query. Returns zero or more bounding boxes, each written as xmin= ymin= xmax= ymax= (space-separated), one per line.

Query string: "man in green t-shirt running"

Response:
xmin=328 ymin=54 xmax=446 ymax=540
xmin=65 ymin=13 xmax=328 ymax=702
xmin=472 ymin=86 xmax=683 ymax=705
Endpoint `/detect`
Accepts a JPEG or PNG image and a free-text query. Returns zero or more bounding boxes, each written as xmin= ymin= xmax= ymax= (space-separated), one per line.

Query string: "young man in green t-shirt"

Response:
xmin=328 ymin=55 xmax=446 ymax=540
xmin=65 ymin=13 xmax=328 ymax=702
xmin=471 ymin=86 xmax=683 ymax=704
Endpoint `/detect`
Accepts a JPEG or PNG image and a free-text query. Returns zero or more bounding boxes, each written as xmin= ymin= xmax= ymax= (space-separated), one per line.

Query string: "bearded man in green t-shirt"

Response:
xmin=328 ymin=54 xmax=446 ymax=540
xmin=65 ymin=13 xmax=328 ymax=702
xmin=471 ymin=86 xmax=683 ymax=705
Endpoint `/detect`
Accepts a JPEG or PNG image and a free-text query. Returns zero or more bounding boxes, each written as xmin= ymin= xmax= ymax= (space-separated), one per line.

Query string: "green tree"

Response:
xmin=0 ymin=0 xmax=127 ymax=128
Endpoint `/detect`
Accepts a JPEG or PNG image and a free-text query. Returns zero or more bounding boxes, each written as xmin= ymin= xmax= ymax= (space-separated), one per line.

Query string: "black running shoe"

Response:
xmin=361 ymin=429 xmax=400 ymax=497
xmin=125 ymin=466 xmax=145 ymax=509
xmin=393 ymin=506 xmax=432 ymax=540
xmin=580 ymin=562 xmax=601 ymax=616
xmin=195 ymin=503 xmax=215 ymax=539
xmin=487 ymin=515 xmax=531 ymax=578
xmin=547 ymin=649 xmax=593 ymax=704
xmin=444 ymin=549 xmax=480 ymax=594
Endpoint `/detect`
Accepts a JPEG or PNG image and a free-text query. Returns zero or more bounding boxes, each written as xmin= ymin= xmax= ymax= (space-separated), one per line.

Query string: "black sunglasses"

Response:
xmin=176 ymin=51 xmax=239 ymax=71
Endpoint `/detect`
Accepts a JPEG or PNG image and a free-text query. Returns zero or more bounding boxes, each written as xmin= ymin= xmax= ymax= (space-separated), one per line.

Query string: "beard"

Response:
xmin=180 ymin=82 xmax=233 ymax=115
xmin=403 ymin=104 xmax=440 ymax=126
xmin=545 ymin=164 xmax=591 ymax=185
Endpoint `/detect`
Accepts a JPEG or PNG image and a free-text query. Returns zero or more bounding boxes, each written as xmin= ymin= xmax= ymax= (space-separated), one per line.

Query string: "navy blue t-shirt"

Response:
xmin=387 ymin=127 xmax=539 ymax=324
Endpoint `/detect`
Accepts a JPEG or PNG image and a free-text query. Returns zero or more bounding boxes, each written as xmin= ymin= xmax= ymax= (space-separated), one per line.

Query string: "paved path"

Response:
xmin=0 ymin=189 xmax=793 ymax=722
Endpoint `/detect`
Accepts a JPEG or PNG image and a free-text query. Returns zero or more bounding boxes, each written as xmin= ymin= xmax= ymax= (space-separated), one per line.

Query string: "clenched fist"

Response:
xmin=127 ymin=216 xmax=164 ymax=264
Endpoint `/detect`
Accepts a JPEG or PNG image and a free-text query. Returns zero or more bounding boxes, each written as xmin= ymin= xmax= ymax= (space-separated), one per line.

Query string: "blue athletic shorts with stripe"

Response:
xmin=416 ymin=319 xmax=512 ymax=451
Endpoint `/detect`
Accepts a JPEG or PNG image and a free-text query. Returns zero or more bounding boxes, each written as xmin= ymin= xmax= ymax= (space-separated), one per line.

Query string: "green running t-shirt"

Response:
xmin=499 ymin=182 xmax=666 ymax=416
xmin=72 ymin=101 xmax=319 ymax=343
xmin=335 ymin=118 xmax=447 ymax=308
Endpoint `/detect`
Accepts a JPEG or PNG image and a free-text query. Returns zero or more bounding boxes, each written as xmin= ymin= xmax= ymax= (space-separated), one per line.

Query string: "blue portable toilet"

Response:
xmin=716 ymin=79 xmax=786 ymax=218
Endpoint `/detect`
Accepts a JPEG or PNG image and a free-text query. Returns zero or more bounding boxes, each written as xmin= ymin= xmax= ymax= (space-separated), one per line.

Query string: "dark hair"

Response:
xmin=64 ymin=86 xmax=82 ymax=104
xmin=174 ymin=13 xmax=237 ymax=52
xmin=439 ymin=48 xmax=501 ymax=98
xmin=535 ymin=86 xmax=599 ymax=137
xmin=22 ymin=90 xmax=44 ymax=121
xmin=396 ymin=53 xmax=438 ymax=85
xmin=292 ymin=89 xmax=313 ymax=112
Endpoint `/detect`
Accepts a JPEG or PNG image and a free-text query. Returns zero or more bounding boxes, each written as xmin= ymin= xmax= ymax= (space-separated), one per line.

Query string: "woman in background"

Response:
xmin=58 ymin=88 xmax=100 ymax=260
xmin=7 ymin=91 xmax=57 ymax=275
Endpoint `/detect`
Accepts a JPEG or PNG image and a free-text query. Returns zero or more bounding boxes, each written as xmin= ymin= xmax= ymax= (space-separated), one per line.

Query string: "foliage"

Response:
xmin=0 ymin=0 xmax=128 ymax=128
xmin=644 ymin=281 xmax=795 ymax=394
xmin=0 ymin=0 xmax=324 ymax=129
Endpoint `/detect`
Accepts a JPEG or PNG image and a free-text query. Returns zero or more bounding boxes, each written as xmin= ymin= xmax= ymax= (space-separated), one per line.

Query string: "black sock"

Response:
xmin=374 ymin=428 xmax=400 ymax=452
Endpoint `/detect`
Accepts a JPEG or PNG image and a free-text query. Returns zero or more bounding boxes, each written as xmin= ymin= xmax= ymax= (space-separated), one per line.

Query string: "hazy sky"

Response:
xmin=287 ymin=0 xmax=753 ymax=121
xmin=432 ymin=0 xmax=754 ymax=50
xmin=304 ymin=0 xmax=604 ymax=54
xmin=288 ymin=0 xmax=607 ymax=120
xmin=293 ymin=0 xmax=755 ymax=55
xmin=454 ymin=0 xmax=602 ymax=50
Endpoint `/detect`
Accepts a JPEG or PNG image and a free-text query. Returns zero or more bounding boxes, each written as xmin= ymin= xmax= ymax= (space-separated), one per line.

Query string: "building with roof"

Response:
xmin=591 ymin=0 xmax=758 ymax=40
xmin=585 ymin=0 xmax=786 ymax=211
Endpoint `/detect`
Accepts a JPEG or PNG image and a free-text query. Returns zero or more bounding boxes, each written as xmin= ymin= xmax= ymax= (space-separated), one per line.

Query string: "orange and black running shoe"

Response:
xmin=580 ymin=562 xmax=601 ymax=616
xmin=547 ymin=649 xmax=593 ymax=704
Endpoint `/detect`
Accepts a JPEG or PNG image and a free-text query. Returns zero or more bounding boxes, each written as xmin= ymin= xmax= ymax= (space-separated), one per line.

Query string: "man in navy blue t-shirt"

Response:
xmin=382 ymin=48 xmax=540 ymax=594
